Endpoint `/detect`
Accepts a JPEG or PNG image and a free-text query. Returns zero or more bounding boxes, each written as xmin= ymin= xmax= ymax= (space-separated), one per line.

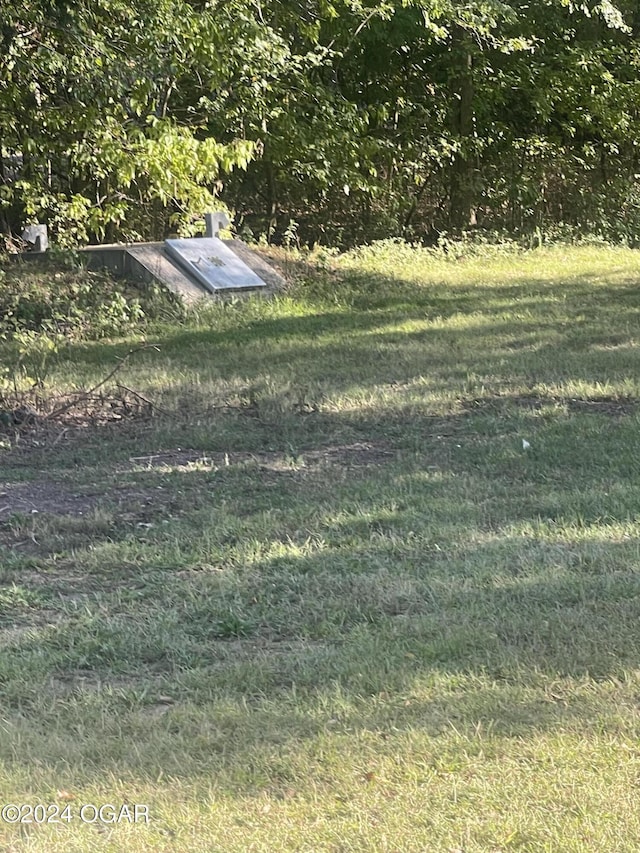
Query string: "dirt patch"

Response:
xmin=463 ymin=394 xmax=637 ymax=416
xmin=0 ymin=481 xmax=101 ymax=517
xmin=0 ymin=442 xmax=395 ymax=522
xmin=565 ymin=398 xmax=636 ymax=415
xmin=303 ymin=441 xmax=395 ymax=467
xmin=122 ymin=442 xmax=395 ymax=473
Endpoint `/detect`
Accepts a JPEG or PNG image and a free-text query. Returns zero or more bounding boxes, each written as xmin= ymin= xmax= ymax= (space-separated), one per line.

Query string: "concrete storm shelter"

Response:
xmin=79 ymin=213 xmax=284 ymax=302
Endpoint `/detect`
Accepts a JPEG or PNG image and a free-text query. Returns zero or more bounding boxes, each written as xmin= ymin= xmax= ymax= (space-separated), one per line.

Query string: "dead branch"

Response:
xmin=43 ymin=345 xmax=160 ymax=422
xmin=115 ymin=383 xmax=154 ymax=410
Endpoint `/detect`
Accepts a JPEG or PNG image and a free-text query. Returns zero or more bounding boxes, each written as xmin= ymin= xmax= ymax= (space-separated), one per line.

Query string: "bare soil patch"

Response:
xmin=463 ymin=394 xmax=637 ymax=416
xmin=0 ymin=442 xmax=395 ymax=524
xmin=0 ymin=480 xmax=100 ymax=517
xmin=121 ymin=441 xmax=395 ymax=473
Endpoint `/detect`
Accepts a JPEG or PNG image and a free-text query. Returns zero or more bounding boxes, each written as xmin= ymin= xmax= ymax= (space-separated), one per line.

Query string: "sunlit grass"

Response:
xmin=2 ymin=243 xmax=640 ymax=850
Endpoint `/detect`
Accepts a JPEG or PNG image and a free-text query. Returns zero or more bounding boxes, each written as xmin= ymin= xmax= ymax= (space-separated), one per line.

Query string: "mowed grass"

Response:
xmin=2 ymin=243 xmax=640 ymax=850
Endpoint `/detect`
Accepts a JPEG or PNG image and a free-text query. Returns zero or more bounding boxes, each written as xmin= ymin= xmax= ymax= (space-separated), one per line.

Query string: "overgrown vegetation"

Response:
xmin=0 ymin=256 xmax=181 ymax=414
xmin=0 ymin=257 xmax=180 ymax=341
xmin=2 ymin=244 xmax=640 ymax=850
xmin=2 ymin=0 xmax=640 ymax=246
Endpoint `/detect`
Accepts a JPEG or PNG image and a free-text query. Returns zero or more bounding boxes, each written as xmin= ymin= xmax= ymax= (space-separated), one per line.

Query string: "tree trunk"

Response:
xmin=265 ymin=159 xmax=277 ymax=242
xmin=449 ymin=27 xmax=476 ymax=230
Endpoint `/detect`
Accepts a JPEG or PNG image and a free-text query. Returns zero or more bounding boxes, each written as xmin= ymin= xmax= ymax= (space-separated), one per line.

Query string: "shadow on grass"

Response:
xmin=2 ymin=259 xmax=640 ymax=794
xmin=36 ymin=266 xmax=640 ymax=434
xmin=2 ymin=535 xmax=640 ymax=789
xmin=2 ymin=398 xmax=640 ymax=790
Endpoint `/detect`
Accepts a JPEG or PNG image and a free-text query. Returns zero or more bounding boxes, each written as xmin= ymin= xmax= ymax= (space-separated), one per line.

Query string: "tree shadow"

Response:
xmin=41 ymin=264 xmax=640 ymax=426
xmin=2 ymin=395 xmax=640 ymax=791
xmin=2 ymin=259 xmax=640 ymax=798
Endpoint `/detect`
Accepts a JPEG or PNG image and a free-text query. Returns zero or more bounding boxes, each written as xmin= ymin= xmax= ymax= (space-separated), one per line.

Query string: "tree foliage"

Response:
xmin=1 ymin=0 xmax=638 ymax=246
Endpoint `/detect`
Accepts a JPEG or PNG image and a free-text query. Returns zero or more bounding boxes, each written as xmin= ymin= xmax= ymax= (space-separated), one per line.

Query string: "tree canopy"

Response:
xmin=1 ymin=0 xmax=638 ymax=246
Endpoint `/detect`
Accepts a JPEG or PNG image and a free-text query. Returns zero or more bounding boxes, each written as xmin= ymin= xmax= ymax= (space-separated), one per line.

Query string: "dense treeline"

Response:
xmin=1 ymin=0 xmax=638 ymax=247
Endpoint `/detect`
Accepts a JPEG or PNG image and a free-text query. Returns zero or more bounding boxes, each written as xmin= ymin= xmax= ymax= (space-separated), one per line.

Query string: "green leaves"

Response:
xmin=0 ymin=0 xmax=268 ymax=242
xmin=0 ymin=0 xmax=636 ymax=246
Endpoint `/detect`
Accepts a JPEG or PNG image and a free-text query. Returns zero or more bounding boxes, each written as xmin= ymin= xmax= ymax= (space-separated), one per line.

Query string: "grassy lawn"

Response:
xmin=2 ymin=242 xmax=640 ymax=851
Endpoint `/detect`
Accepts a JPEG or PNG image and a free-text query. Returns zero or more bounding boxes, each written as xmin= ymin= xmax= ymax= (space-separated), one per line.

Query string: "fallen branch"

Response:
xmin=115 ymin=383 xmax=154 ymax=411
xmin=51 ymin=427 xmax=69 ymax=447
xmin=43 ymin=345 xmax=160 ymax=422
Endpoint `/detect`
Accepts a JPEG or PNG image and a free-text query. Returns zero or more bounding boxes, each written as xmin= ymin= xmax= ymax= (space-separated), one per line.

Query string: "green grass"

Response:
xmin=2 ymin=242 xmax=640 ymax=850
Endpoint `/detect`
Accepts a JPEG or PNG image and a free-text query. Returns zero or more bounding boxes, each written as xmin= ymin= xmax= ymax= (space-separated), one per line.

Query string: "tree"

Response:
xmin=1 ymin=0 xmax=636 ymax=247
xmin=0 ymin=0 xmax=267 ymax=243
